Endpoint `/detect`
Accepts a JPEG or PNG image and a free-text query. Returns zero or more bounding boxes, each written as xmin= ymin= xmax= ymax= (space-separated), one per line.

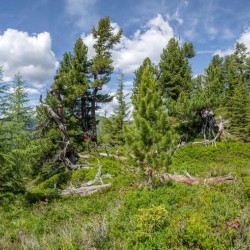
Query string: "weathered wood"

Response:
xmin=204 ymin=174 xmax=234 ymax=185
xmin=158 ymin=172 xmax=234 ymax=186
xmin=61 ymin=161 xmax=112 ymax=196
xmin=61 ymin=183 xmax=111 ymax=196
xmin=193 ymin=116 xmax=225 ymax=146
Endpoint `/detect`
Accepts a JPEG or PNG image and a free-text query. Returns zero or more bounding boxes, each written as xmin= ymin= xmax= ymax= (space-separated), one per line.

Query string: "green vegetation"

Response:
xmin=0 ymin=143 xmax=249 ymax=249
xmin=0 ymin=16 xmax=250 ymax=249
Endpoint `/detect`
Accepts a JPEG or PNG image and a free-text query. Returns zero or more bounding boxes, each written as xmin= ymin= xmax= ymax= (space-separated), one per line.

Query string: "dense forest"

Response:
xmin=0 ymin=17 xmax=249 ymax=249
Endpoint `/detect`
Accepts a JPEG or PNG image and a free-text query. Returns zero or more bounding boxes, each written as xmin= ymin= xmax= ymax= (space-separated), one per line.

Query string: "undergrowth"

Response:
xmin=0 ymin=142 xmax=249 ymax=249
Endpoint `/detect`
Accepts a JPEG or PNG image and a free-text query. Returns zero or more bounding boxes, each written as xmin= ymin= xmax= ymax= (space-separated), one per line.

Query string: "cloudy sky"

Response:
xmin=0 ymin=0 xmax=250 ymax=111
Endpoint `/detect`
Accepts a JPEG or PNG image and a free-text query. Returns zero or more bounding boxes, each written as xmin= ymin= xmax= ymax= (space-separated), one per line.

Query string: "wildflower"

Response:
xmin=233 ymin=223 xmax=239 ymax=229
xmin=235 ymin=218 xmax=240 ymax=223
xmin=226 ymin=227 xmax=230 ymax=231
xmin=226 ymin=221 xmax=233 ymax=226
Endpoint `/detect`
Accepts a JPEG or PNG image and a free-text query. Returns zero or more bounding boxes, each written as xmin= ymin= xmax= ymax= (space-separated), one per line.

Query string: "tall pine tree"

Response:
xmin=53 ymin=38 xmax=90 ymax=144
xmin=90 ymin=17 xmax=122 ymax=141
xmin=0 ymin=74 xmax=34 ymax=192
xmin=223 ymin=43 xmax=250 ymax=140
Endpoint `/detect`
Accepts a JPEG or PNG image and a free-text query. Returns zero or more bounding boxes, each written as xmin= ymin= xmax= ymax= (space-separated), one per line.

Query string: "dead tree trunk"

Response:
xmin=158 ymin=171 xmax=234 ymax=186
xmin=39 ymin=91 xmax=84 ymax=170
xmin=212 ymin=116 xmax=225 ymax=143
xmin=193 ymin=109 xmax=225 ymax=146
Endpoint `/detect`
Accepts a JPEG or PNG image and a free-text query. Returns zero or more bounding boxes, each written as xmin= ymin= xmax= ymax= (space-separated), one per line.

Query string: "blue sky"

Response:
xmin=1 ymin=0 xmax=250 ymax=112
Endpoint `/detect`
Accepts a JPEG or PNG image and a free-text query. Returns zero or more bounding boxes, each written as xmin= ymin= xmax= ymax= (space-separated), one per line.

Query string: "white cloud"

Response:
xmin=113 ymin=14 xmax=174 ymax=73
xmin=25 ymin=87 xmax=40 ymax=94
xmin=214 ymin=27 xmax=250 ymax=57
xmin=7 ymin=86 xmax=40 ymax=95
xmin=97 ymin=89 xmax=132 ymax=117
xmin=238 ymin=27 xmax=250 ymax=49
xmin=214 ymin=48 xmax=234 ymax=57
xmin=82 ymin=14 xmax=174 ymax=74
xmin=81 ymin=32 xmax=96 ymax=59
xmin=65 ymin=0 xmax=98 ymax=29
xmin=0 ymin=29 xmax=58 ymax=87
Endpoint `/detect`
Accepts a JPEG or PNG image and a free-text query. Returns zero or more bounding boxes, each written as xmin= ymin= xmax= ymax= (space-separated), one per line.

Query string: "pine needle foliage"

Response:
xmin=126 ymin=64 xmax=173 ymax=168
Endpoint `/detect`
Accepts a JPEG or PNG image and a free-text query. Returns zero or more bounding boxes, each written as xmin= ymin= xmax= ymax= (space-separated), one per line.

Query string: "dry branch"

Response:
xmin=61 ymin=160 xmax=112 ymax=196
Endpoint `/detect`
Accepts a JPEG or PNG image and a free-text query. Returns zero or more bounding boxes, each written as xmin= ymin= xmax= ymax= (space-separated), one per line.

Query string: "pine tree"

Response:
xmin=110 ymin=70 xmax=130 ymax=145
xmin=97 ymin=111 xmax=113 ymax=145
xmin=0 ymin=74 xmax=34 ymax=192
xmin=132 ymin=57 xmax=156 ymax=103
xmin=98 ymin=71 xmax=130 ymax=146
xmin=230 ymin=81 xmax=250 ymax=141
xmin=158 ymin=38 xmax=195 ymax=102
xmin=126 ymin=64 xmax=173 ymax=168
xmin=223 ymin=44 xmax=250 ymax=141
xmin=90 ymin=17 xmax=122 ymax=141
xmin=203 ymin=54 xmax=225 ymax=108
xmin=53 ymin=38 xmax=90 ymax=144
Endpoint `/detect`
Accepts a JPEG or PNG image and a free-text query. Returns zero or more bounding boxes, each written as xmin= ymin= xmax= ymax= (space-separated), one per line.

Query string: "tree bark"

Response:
xmin=90 ymin=87 xmax=98 ymax=142
xmin=61 ymin=183 xmax=111 ymax=196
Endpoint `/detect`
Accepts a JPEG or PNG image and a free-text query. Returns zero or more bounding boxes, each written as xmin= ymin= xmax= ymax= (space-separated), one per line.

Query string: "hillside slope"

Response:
xmin=0 ymin=142 xmax=249 ymax=249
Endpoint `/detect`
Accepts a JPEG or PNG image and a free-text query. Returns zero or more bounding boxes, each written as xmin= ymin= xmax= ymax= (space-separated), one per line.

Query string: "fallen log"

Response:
xmin=160 ymin=173 xmax=201 ymax=185
xmin=203 ymin=174 xmax=234 ymax=185
xmin=61 ymin=183 xmax=111 ymax=196
xmin=158 ymin=171 xmax=235 ymax=186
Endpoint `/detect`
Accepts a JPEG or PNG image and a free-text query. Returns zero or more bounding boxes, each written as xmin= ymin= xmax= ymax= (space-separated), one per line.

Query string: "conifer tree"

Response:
xmin=53 ymin=38 xmax=90 ymax=143
xmin=223 ymin=44 xmax=250 ymax=140
xmin=126 ymin=64 xmax=173 ymax=168
xmin=90 ymin=17 xmax=122 ymax=141
xmin=229 ymin=81 xmax=250 ymax=141
xmin=98 ymin=71 xmax=130 ymax=145
xmin=97 ymin=110 xmax=113 ymax=144
xmin=158 ymin=38 xmax=195 ymax=102
xmin=0 ymin=74 xmax=34 ymax=191
xmin=203 ymin=54 xmax=225 ymax=108
xmin=110 ymin=70 xmax=130 ymax=145
xmin=132 ymin=57 xmax=156 ymax=103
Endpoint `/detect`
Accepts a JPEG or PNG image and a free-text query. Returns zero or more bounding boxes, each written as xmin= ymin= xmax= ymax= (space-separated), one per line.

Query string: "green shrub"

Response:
xmin=25 ymin=188 xmax=59 ymax=204
xmin=136 ymin=205 xmax=168 ymax=234
xmin=182 ymin=213 xmax=221 ymax=249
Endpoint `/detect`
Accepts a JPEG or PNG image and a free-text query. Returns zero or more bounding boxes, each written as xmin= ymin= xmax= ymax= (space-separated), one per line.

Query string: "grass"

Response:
xmin=0 ymin=142 xmax=249 ymax=249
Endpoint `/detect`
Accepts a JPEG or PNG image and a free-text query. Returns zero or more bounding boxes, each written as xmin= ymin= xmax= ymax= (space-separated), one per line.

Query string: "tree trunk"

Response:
xmin=81 ymin=96 xmax=89 ymax=133
xmin=40 ymin=93 xmax=79 ymax=169
xmin=91 ymin=87 xmax=98 ymax=142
